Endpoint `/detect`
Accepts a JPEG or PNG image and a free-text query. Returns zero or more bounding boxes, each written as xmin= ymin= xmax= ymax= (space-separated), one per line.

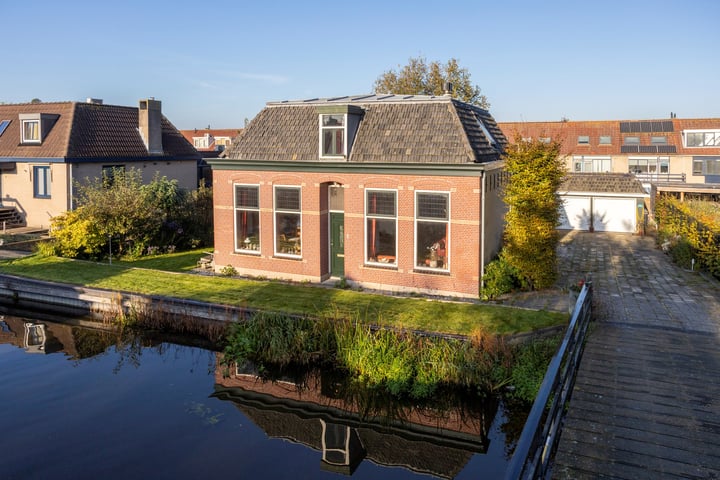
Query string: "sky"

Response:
xmin=2 ymin=0 xmax=718 ymax=129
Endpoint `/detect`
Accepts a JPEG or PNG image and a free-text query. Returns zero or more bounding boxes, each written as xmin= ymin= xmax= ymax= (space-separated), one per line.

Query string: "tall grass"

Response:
xmin=222 ymin=312 xmax=557 ymax=402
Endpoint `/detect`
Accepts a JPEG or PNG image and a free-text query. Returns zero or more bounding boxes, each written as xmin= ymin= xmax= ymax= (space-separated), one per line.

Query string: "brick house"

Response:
xmin=209 ymin=94 xmax=507 ymax=298
xmin=0 ymin=98 xmax=200 ymax=228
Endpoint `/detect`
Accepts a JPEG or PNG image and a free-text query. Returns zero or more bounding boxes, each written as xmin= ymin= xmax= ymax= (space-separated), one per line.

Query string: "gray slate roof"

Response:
xmin=224 ymin=94 xmax=506 ymax=164
xmin=561 ymin=173 xmax=648 ymax=195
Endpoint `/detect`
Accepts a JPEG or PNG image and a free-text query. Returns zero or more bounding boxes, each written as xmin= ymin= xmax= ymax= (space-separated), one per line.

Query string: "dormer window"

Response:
xmin=22 ymin=119 xmax=40 ymax=143
xmin=19 ymin=113 xmax=59 ymax=145
xmin=320 ymin=114 xmax=345 ymax=157
xmin=316 ymin=105 xmax=363 ymax=160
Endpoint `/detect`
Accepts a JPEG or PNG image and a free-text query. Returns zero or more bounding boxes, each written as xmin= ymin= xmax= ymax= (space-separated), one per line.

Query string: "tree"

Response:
xmin=373 ymin=56 xmax=490 ymax=109
xmin=501 ymin=137 xmax=566 ymax=290
xmin=48 ymin=168 xmax=212 ymax=260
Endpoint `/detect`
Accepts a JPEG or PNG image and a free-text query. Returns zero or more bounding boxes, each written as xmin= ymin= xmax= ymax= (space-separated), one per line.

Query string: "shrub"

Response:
xmin=220 ymin=265 xmax=238 ymax=277
xmin=481 ymin=254 xmax=521 ymax=300
xmin=507 ymin=335 xmax=561 ymax=403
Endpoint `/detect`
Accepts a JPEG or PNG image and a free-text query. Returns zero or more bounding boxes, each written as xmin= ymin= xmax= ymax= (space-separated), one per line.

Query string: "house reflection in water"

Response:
xmin=0 ymin=315 xmax=66 ymax=355
xmin=213 ymin=358 xmax=498 ymax=478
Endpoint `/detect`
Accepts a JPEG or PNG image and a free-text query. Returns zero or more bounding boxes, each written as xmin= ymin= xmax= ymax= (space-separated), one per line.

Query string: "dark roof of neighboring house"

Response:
xmin=498 ymin=118 xmax=720 ymax=156
xmin=0 ymin=101 xmax=199 ymax=161
xmin=560 ymin=173 xmax=648 ymax=195
xmin=224 ymin=94 xmax=506 ymax=164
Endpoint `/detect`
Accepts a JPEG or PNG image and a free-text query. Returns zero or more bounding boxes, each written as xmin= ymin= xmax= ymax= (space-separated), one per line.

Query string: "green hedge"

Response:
xmin=655 ymin=196 xmax=720 ymax=278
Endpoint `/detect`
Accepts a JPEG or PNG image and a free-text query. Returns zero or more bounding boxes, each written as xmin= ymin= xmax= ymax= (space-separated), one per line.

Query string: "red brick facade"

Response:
xmin=212 ymin=169 xmax=501 ymax=298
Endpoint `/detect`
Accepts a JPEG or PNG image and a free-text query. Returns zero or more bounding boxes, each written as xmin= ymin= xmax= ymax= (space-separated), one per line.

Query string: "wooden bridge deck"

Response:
xmin=550 ymin=232 xmax=720 ymax=479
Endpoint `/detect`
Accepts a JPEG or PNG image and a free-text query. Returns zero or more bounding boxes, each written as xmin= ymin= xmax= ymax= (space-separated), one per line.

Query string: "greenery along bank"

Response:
xmin=222 ymin=311 xmax=561 ymax=403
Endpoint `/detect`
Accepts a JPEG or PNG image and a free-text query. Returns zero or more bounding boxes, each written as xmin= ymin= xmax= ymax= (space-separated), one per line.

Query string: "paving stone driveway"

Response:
xmin=550 ymin=232 xmax=720 ymax=479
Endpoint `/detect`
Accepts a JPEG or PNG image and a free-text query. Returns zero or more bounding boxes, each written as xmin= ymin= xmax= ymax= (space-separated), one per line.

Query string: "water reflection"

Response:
xmin=213 ymin=361 xmax=498 ymax=478
xmin=0 ymin=314 xmax=527 ymax=479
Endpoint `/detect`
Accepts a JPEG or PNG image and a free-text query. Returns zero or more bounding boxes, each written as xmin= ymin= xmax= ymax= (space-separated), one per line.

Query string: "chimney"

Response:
xmin=86 ymin=98 xmax=103 ymax=104
xmin=138 ymin=98 xmax=163 ymax=155
xmin=443 ymin=82 xmax=453 ymax=96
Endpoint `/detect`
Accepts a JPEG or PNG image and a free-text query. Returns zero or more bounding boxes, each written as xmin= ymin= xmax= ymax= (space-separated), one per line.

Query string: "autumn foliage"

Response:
xmin=501 ymin=137 xmax=566 ymax=290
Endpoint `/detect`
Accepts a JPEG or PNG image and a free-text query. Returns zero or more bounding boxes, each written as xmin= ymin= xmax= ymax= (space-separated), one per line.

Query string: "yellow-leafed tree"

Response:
xmin=502 ymin=137 xmax=566 ymax=290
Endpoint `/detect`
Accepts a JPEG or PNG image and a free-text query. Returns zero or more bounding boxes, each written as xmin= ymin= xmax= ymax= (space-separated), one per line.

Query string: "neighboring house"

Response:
xmin=209 ymin=94 xmax=507 ymax=298
xmin=498 ymin=118 xmax=720 ymax=198
xmin=179 ymin=128 xmax=242 ymax=155
xmin=0 ymin=98 xmax=201 ymax=228
xmin=558 ymin=173 xmax=649 ymax=233
xmin=179 ymin=128 xmax=243 ymax=186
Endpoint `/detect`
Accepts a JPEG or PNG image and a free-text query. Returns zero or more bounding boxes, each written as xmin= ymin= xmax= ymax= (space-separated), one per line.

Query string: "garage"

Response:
xmin=558 ymin=174 xmax=648 ymax=233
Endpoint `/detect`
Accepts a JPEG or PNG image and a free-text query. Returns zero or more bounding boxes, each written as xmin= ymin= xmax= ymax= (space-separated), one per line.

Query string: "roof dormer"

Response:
xmin=316 ymin=105 xmax=363 ymax=160
xmin=19 ymin=113 xmax=59 ymax=145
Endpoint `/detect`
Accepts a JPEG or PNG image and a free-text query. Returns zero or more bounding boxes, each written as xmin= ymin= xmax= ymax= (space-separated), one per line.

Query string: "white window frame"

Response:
xmin=22 ymin=119 xmax=40 ymax=144
xmin=577 ymin=135 xmax=590 ymax=145
xmin=319 ymin=114 xmax=347 ymax=158
xmin=273 ymin=185 xmax=302 ymax=258
xmin=628 ymin=156 xmax=669 ymax=174
xmin=415 ymin=191 xmax=449 ymax=272
xmin=234 ymin=184 xmax=261 ymax=254
xmin=683 ymin=129 xmax=720 ymax=148
xmin=599 ymin=135 xmax=612 ymax=145
xmin=364 ymin=188 xmax=397 ymax=266
xmin=573 ymin=156 xmax=611 ymax=173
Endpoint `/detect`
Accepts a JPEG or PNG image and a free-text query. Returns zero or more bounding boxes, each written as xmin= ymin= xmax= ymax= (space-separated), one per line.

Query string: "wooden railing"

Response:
xmin=504 ymin=282 xmax=593 ymax=480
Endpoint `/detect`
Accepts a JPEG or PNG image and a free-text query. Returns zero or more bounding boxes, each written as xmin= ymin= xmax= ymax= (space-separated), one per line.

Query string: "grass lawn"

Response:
xmin=0 ymin=251 xmax=568 ymax=336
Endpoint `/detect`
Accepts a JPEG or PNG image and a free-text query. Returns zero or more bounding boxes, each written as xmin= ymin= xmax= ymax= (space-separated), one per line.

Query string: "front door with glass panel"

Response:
xmin=329 ymin=185 xmax=344 ymax=277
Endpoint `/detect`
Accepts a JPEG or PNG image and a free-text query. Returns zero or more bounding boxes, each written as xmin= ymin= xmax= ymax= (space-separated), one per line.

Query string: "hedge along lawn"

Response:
xmin=0 ymin=253 xmax=568 ymax=336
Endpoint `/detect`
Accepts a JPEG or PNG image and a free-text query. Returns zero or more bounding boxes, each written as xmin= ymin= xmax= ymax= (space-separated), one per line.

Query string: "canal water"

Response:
xmin=0 ymin=315 xmax=526 ymax=479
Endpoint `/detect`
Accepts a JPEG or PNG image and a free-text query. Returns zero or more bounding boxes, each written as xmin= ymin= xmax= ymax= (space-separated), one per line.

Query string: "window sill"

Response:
xmin=364 ymin=262 xmax=398 ymax=270
xmin=273 ymin=254 xmax=302 ymax=260
xmin=414 ymin=268 xmax=450 ymax=276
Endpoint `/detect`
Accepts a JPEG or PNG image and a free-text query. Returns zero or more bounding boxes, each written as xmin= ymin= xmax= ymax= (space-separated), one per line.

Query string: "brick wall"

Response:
xmin=212 ymin=169 xmax=499 ymax=298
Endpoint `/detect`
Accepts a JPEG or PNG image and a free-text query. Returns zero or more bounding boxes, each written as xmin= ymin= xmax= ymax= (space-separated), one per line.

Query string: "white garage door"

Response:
xmin=593 ymin=197 xmax=637 ymax=233
xmin=558 ymin=196 xmax=591 ymax=230
xmin=559 ymin=196 xmax=637 ymax=233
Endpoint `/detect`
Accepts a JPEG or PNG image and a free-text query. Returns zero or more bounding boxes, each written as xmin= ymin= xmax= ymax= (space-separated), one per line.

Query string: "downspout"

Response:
xmin=480 ymin=170 xmax=486 ymax=293
xmin=67 ymin=162 xmax=73 ymax=211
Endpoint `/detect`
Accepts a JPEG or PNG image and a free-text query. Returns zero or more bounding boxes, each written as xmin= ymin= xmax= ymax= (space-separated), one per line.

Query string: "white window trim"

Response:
xmin=234 ymin=184 xmax=261 ymax=254
xmin=577 ymin=135 xmax=590 ymax=145
xmin=21 ymin=119 xmax=41 ymax=144
xmin=414 ymin=190 xmax=450 ymax=272
xmin=273 ymin=185 xmax=302 ymax=258
xmin=683 ymin=129 xmax=720 ymax=148
xmin=364 ymin=188 xmax=398 ymax=267
xmin=319 ymin=114 xmax=347 ymax=159
xmin=572 ymin=156 xmax=612 ymax=173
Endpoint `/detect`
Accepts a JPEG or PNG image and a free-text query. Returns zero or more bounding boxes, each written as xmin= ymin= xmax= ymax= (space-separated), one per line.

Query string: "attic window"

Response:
xmin=320 ymin=114 xmax=345 ymax=158
xmin=599 ymin=136 xmax=611 ymax=145
xmin=0 ymin=120 xmax=10 ymax=137
xmin=22 ymin=119 xmax=40 ymax=144
xmin=19 ymin=113 xmax=58 ymax=145
xmin=577 ymin=135 xmax=590 ymax=145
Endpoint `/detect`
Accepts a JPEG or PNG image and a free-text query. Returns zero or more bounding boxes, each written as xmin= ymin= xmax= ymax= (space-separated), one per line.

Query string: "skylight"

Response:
xmin=475 ymin=115 xmax=497 ymax=147
xmin=0 ymin=120 xmax=10 ymax=137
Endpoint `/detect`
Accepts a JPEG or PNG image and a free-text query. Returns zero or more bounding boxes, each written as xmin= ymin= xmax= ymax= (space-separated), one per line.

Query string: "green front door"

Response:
xmin=330 ymin=212 xmax=344 ymax=277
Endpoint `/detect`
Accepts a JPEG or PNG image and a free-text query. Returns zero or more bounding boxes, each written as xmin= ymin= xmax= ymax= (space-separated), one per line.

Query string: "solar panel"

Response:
xmin=662 ymin=121 xmax=674 ymax=132
xmin=0 ymin=120 xmax=10 ymax=137
xmin=620 ymin=122 xmax=631 ymax=133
